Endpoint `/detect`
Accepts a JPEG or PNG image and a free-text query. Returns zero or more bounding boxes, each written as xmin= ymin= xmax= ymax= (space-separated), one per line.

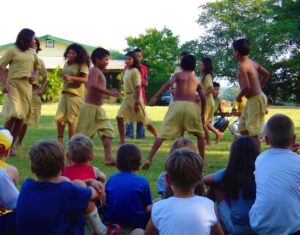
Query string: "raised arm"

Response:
xmin=257 ymin=64 xmax=270 ymax=88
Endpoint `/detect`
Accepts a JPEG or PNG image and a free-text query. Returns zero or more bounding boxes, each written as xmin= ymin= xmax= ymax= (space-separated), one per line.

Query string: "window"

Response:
xmin=46 ymin=39 xmax=54 ymax=48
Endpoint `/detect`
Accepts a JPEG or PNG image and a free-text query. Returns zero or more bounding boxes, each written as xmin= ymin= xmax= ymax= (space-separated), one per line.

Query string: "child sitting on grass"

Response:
xmin=104 ymin=143 xmax=152 ymax=229
xmin=203 ymin=136 xmax=259 ymax=235
xmin=0 ymin=128 xmax=18 ymax=185
xmin=131 ymin=148 xmax=223 ymax=235
xmin=62 ymin=134 xmax=106 ymax=182
xmin=16 ymin=140 xmax=108 ymax=235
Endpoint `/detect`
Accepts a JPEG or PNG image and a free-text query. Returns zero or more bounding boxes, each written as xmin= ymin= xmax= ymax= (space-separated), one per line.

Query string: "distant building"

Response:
xmin=0 ymin=34 xmax=124 ymax=89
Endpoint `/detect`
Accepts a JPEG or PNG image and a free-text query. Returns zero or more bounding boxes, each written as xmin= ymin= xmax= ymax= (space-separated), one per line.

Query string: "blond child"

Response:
xmin=233 ymin=38 xmax=270 ymax=145
xmin=132 ymin=148 xmax=224 ymax=235
xmin=0 ymin=129 xmax=18 ymax=185
xmin=16 ymin=140 xmax=108 ymax=235
xmin=62 ymin=134 xmax=106 ymax=182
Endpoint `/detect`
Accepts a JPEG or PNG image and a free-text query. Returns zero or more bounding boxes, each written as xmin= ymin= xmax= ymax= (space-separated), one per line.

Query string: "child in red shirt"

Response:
xmin=62 ymin=134 xmax=106 ymax=182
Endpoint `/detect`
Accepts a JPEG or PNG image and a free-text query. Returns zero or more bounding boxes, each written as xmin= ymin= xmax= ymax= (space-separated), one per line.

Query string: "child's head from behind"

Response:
xmin=169 ymin=137 xmax=197 ymax=154
xmin=180 ymin=54 xmax=196 ymax=71
xmin=265 ymin=114 xmax=295 ymax=148
xmin=91 ymin=47 xmax=110 ymax=69
xmin=165 ymin=148 xmax=203 ymax=192
xmin=232 ymin=38 xmax=250 ymax=58
xmin=29 ymin=140 xmax=64 ymax=179
xmin=66 ymin=134 xmax=93 ymax=164
xmin=116 ymin=143 xmax=141 ymax=172
xmin=0 ymin=129 xmax=13 ymax=159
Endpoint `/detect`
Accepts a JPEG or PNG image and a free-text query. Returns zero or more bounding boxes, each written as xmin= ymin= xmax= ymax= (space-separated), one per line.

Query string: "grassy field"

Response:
xmin=3 ymin=104 xmax=300 ymax=234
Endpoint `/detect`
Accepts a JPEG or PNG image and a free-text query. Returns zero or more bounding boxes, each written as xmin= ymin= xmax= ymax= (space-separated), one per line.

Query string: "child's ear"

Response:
xmin=265 ymin=136 xmax=270 ymax=145
xmin=165 ymin=174 xmax=172 ymax=186
xmin=88 ymin=154 xmax=94 ymax=162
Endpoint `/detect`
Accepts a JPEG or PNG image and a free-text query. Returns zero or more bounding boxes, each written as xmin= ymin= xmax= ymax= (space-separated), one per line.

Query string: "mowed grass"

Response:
xmin=3 ymin=104 xmax=300 ymax=234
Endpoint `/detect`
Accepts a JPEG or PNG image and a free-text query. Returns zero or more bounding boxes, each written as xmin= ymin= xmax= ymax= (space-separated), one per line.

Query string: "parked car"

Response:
xmin=157 ymin=90 xmax=171 ymax=106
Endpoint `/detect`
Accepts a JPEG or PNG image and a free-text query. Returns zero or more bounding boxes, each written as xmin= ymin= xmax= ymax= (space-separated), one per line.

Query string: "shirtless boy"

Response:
xmin=233 ymin=38 xmax=270 ymax=144
xmin=76 ymin=48 xmax=119 ymax=165
xmin=142 ymin=54 xmax=206 ymax=169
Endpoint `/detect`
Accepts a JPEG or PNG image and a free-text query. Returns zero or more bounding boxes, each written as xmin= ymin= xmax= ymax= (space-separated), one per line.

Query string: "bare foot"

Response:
xmin=216 ymin=132 xmax=224 ymax=143
xmin=104 ymin=159 xmax=116 ymax=166
xmin=142 ymin=160 xmax=151 ymax=170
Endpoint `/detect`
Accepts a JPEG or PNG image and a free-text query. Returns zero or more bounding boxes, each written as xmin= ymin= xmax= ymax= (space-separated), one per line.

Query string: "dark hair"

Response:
xmin=64 ymin=43 xmax=90 ymax=67
xmin=35 ymin=38 xmax=41 ymax=53
xmin=125 ymin=50 xmax=142 ymax=74
xmin=213 ymin=82 xmax=220 ymax=88
xmin=15 ymin=28 xmax=35 ymax=51
xmin=266 ymin=114 xmax=294 ymax=148
xmin=232 ymin=38 xmax=250 ymax=56
xmin=91 ymin=47 xmax=110 ymax=65
xmin=165 ymin=148 xmax=203 ymax=191
xmin=201 ymin=57 xmax=214 ymax=77
xmin=134 ymin=48 xmax=142 ymax=53
xmin=222 ymin=136 xmax=259 ymax=200
xmin=179 ymin=51 xmax=190 ymax=57
xmin=29 ymin=140 xmax=65 ymax=178
xmin=180 ymin=54 xmax=196 ymax=71
xmin=66 ymin=134 xmax=93 ymax=164
xmin=116 ymin=144 xmax=141 ymax=172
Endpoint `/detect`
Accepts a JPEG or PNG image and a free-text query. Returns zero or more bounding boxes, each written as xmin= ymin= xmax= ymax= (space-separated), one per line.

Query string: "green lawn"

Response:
xmin=3 ymin=104 xmax=300 ymax=234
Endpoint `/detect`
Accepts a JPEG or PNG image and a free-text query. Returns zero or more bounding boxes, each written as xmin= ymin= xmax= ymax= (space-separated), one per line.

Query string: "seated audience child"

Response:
xmin=249 ymin=114 xmax=300 ymax=234
xmin=0 ymin=128 xmax=18 ymax=185
xmin=16 ymin=140 xmax=108 ymax=235
xmin=104 ymin=143 xmax=152 ymax=229
xmin=62 ymin=134 xmax=106 ymax=182
xmin=0 ymin=168 xmax=19 ymax=235
xmin=156 ymin=137 xmax=204 ymax=198
xmin=132 ymin=148 xmax=223 ymax=235
xmin=203 ymin=136 xmax=259 ymax=235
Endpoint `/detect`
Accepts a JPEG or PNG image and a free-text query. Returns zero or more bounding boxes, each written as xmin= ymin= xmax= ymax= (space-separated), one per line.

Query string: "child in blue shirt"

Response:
xmin=104 ymin=143 xmax=152 ymax=229
xmin=17 ymin=140 xmax=107 ymax=235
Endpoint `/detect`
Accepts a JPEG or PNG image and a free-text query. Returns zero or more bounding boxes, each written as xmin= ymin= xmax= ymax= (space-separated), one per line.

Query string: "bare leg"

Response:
xmin=102 ymin=136 xmax=116 ymax=165
xmin=207 ymin=123 xmax=224 ymax=143
xmin=5 ymin=118 xmax=23 ymax=156
xmin=197 ymin=136 xmax=205 ymax=160
xmin=116 ymin=117 xmax=125 ymax=144
xmin=142 ymin=137 xmax=164 ymax=170
xmin=57 ymin=122 xmax=65 ymax=143
xmin=146 ymin=123 xmax=159 ymax=137
xmin=203 ymin=124 xmax=211 ymax=145
xmin=68 ymin=122 xmax=76 ymax=140
xmin=15 ymin=124 xmax=28 ymax=149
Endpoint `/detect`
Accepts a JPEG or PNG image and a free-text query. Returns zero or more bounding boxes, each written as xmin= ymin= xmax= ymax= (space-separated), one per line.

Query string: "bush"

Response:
xmin=42 ymin=67 xmax=62 ymax=103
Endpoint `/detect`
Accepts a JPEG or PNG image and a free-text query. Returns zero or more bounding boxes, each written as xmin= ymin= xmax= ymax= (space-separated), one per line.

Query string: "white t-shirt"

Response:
xmin=249 ymin=148 xmax=300 ymax=235
xmin=152 ymin=196 xmax=217 ymax=235
xmin=0 ymin=168 xmax=19 ymax=209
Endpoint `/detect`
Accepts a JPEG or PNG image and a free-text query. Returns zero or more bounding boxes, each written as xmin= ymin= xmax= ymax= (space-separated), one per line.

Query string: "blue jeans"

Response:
xmin=125 ymin=122 xmax=145 ymax=139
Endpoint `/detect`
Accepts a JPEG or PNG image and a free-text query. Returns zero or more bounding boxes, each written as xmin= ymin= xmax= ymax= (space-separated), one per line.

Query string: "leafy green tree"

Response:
xmin=195 ymin=0 xmax=300 ymax=103
xmin=42 ymin=67 xmax=62 ymax=102
xmin=126 ymin=27 xmax=180 ymax=99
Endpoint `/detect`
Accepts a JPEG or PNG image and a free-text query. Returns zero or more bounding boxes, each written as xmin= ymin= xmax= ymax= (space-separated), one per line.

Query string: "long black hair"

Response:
xmin=125 ymin=50 xmax=142 ymax=74
xmin=15 ymin=28 xmax=35 ymax=51
xmin=201 ymin=57 xmax=214 ymax=78
xmin=222 ymin=136 xmax=259 ymax=200
xmin=64 ymin=43 xmax=90 ymax=67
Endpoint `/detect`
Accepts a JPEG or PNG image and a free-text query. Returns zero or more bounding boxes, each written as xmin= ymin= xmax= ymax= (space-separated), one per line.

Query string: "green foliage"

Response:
xmin=42 ymin=67 xmax=62 ymax=103
xmin=221 ymin=86 xmax=240 ymax=102
xmin=193 ymin=0 xmax=300 ymax=103
xmin=126 ymin=27 xmax=180 ymax=99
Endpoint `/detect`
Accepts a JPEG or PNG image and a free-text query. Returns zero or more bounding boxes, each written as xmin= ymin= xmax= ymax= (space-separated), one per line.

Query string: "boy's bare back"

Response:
xmin=238 ymin=59 xmax=263 ymax=98
xmin=85 ymin=67 xmax=106 ymax=106
xmin=171 ymin=70 xmax=200 ymax=102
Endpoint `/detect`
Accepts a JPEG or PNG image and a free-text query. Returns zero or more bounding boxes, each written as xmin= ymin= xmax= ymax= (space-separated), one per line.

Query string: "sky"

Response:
xmin=0 ymin=0 xmax=212 ymax=52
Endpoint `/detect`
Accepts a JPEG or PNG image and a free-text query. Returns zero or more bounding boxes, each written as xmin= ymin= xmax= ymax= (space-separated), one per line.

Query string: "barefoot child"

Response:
xmin=116 ymin=51 xmax=158 ymax=144
xmin=142 ymin=54 xmax=205 ymax=169
xmin=76 ymin=48 xmax=118 ymax=165
xmin=233 ymin=38 xmax=270 ymax=145
xmin=62 ymin=134 xmax=106 ymax=182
